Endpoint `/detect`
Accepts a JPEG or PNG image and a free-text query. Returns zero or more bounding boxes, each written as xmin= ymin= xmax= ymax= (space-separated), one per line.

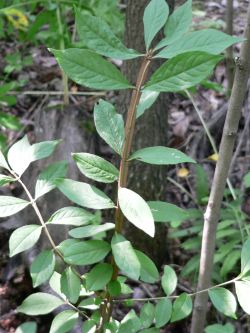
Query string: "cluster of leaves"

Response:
xmin=0 ymin=0 xmax=249 ymax=332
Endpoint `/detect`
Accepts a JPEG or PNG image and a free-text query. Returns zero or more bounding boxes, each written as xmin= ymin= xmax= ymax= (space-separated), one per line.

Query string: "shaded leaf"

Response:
xmin=69 ymin=223 xmax=115 ymax=238
xmin=73 ymin=153 xmax=118 ymax=183
xmin=161 ymin=265 xmax=177 ymax=296
xmin=16 ymin=322 xmax=37 ymax=333
xmin=171 ymin=293 xmax=192 ymax=322
xmin=61 ymin=267 xmax=81 ymax=303
xmin=148 ymin=201 xmax=188 ymax=224
xmin=56 ymin=178 xmax=115 ymax=210
xmin=49 ymin=310 xmax=78 ymax=333
xmin=30 ymin=249 xmax=55 ymax=287
xmin=86 ymin=263 xmax=113 ymax=291
xmin=50 ymin=49 xmax=132 ymax=90
xmin=140 ymin=302 xmax=155 ymax=329
xmin=155 ymin=298 xmax=172 ymax=328
xmin=208 ymin=287 xmax=237 ymax=318
xmin=135 ymin=250 xmax=159 ymax=283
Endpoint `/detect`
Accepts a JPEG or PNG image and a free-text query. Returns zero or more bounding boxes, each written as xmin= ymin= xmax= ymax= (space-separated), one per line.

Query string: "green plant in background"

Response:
xmin=1 ymin=0 xmax=249 ymax=332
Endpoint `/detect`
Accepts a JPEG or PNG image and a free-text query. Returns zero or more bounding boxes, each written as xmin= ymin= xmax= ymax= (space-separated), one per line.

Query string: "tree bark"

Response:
xmin=226 ymin=0 xmax=234 ymax=92
xmin=191 ymin=3 xmax=250 ymax=332
xmin=118 ymin=0 xmax=175 ymax=266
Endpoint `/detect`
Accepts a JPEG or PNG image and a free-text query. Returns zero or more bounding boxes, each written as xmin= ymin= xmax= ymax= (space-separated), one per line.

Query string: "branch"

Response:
xmin=191 ymin=3 xmax=250 ymax=332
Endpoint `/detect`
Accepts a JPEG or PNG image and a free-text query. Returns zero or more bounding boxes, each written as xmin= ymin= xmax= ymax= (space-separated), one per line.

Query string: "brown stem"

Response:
xmin=97 ymin=53 xmax=153 ymax=332
xmin=226 ymin=0 xmax=234 ymax=92
xmin=191 ymin=4 xmax=250 ymax=333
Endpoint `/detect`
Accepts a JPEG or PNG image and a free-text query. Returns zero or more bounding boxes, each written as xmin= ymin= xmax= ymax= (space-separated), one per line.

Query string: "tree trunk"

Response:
xmin=119 ymin=0 xmax=175 ymax=266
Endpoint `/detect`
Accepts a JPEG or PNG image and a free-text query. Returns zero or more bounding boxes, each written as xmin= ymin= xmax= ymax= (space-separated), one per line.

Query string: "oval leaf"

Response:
xmin=35 ymin=161 xmax=68 ymax=199
xmin=157 ymin=29 xmax=244 ymax=59
xmin=161 ymin=265 xmax=177 ymax=296
xmin=86 ymin=263 xmax=113 ymax=291
xmin=48 ymin=206 xmax=94 ymax=226
xmin=30 ymin=249 xmax=55 ymax=287
xmin=9 ymin=225 xmax=42 ymax=257
xmin=148 ymin=201 xmax=188 ymax=224
xmin=208 ymin=287 xmax=237 ymax=318
xmin=130 ymin=146 xmax=196 ymax=165
xmin=75 ymin=10 xmax=140 ymax=60
xmin=69 ymin=223 xmax=115 ymax=239
xmin=50 ymin=48 xmax=132 ymax=91
xmin=145 ymin=52 xmax=222 ymax=92
xmin=16 ymin=322 xmax=37 ymax=333
xmin=64 ymin=240 xmax=111 ymax=266
xmin=118 ymin=187 xmax=155 ymax=237
xmin=0 ymin=196 xmax=29 ymax=217
xmin=111 ymin=234 xmax=141 ymax=280
xmin=241 ymin=238 xmax=250 ymax=276
xmin=73 ymin=153 xmax=119 ymax=183
xmin=235 ymin=281 xmax=250 ymax=314
xmin=18 ymin=293 xmax=64 ymax=315
xmin=49 ymin=310 xmax=78 ymax=333
xmin=155 ymin=298 xmax=172 ymax=328
xmin=140 ymin=302 xmax=155 ymax=329
xmin=60 ymin=267 xmax=81 ymax=304
xmin=143 ymin=0 xmax=169 ymax=50
xmin=171 ymin=293 xmax=192 ymax=322
xmin=55 ymin=178 xmax=115 ymax=210
xmin=135 ymin=250 xmax=159 ymax=283
xmin=94 ymin=99 xmax=125 ymax=155
xmin=205 ymin=323 xmax=235 ymax=333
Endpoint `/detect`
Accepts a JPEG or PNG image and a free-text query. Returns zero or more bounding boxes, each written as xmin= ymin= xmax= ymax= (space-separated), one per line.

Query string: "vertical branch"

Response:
xmin=96 ymin=53 xmax=152 ymax=333
xmin=191 ymin=4 xmax=250 ymax=333
xmin=226 ymin=0 xmax=234 ymax=92
xmin=56 ymin=1 xmax=69 ymax=105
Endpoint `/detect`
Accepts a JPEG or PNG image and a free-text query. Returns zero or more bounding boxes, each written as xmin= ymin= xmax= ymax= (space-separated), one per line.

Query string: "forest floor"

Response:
xmin=0 ymin=1 xmax=250 ymax=332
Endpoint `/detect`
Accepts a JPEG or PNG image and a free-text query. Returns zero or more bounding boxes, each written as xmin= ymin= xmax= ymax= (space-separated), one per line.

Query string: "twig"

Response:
xmin=8 ymin=91 xmax=106 ymax=96
xmin=190 ymin=4 xmax=250 ymax=332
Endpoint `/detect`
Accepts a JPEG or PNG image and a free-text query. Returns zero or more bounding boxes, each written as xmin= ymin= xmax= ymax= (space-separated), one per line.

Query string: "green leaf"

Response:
xmin=137 ymin=90 xmax=160 ymax=119
xmin=143 ymin=0 xmax=169 ymax=50
xmin=69 ymin=223 xmax=115 ymax=238
xmin=7 ymin=136 xmax=59 ymax=176
xmin=235 ymin=281 xmax=250 ymax=314
xmin=16 ymin=322 xmax=37 ymax=333
xmin=64 ymin=240 xmax=111 ymax=265
xmin=171 ymin=293 xmax=192 ymax=322
xmin=144 ymin=52 xmax=222 ymax=92
xmin=156 ymin=0 xmax=192 ymax=49
xmin=130 ymin=146 xmax=195 ymax=165
xmin=49 ymin=310 xmax=78 ymax=333
xmin=0 ymin=196 xmax=29 ymax=217
xmin=108 ymin=280 xmax=121 ymax=297
xmin=50 ymin=49 xmax=132 ymax=91
xmin=208 ymin=287 xmax=237 ymax=318
xmin=7 ymin=135 xmax=31 ymax=175
xmin=0 ymin=111 xmax=21 ymax=130
xmin=18 ymin=293 xmax=64 ymax=315
xmin=75 ymin=10 xmax=140 ymax=60
xmin=82 ymin=320 xmax=96 ymax=333
xmin=148 ymin=201 xmax=188 ymax=224
xmin=30 ymin=249 xmax=55 ymax=287
xmin=161 ymin=265 xmax=177 ymax=296
xmin=56 ymin=178 xmax=115 ymax=210
xmin=48 ymin=206 xmax=94 ymax=226
xmin=111 ymin=234 xmax=141 ymax=280
xmin=157 ymin=29 xmax=243 ymax=59
xmin=49 ymin=272 xmax=66 ymax=300
xmin=195 ymin=165 xmax=209 ymax=204
xmin=0 ymin=174 xmax=15 ymax=186
xmin=140 ymin=302 xmax=155 ymax=329
xmin=118 ymin=310 xmax=141 ymax=333
xmin=118 ymin=187 xmax=155 ymax=237
xmin=135 ymin=250 xmax=159 ymax=283
xmin=73 ymin=153 xmax=119 ymax=183
xmin=140 ymin=329 xmax=159 ymax=333
xmin=220 ymin=250 xmax=240 ymax=279
xmin=9 ymin=225 xmax=42 ymax=257
xmin=57 ymin=239 xmax=80 ymax=256
xmin=241 ymin=238 xmax=250 ymax=276
xmin=61 ymin=267 xmax=81 ymax=303
xmin=94 ymin=99 xmax=125 ymax=155
xmin=35 ymin=161 xmax=68 ymax=199
xmin=205 ymin=323 xmax=235 ymax=333
xmin=244 ymin=172 xmax=250 ymax=188
xmin=155 ymin=298 xmax=172 ymax=328
xmin=86 ymin=263 xmax=113 ymax=291
xmin=78 ymin=297 xmax=101 ymax=310
xmin=0 ymin=150 xmax=10 ymax=170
